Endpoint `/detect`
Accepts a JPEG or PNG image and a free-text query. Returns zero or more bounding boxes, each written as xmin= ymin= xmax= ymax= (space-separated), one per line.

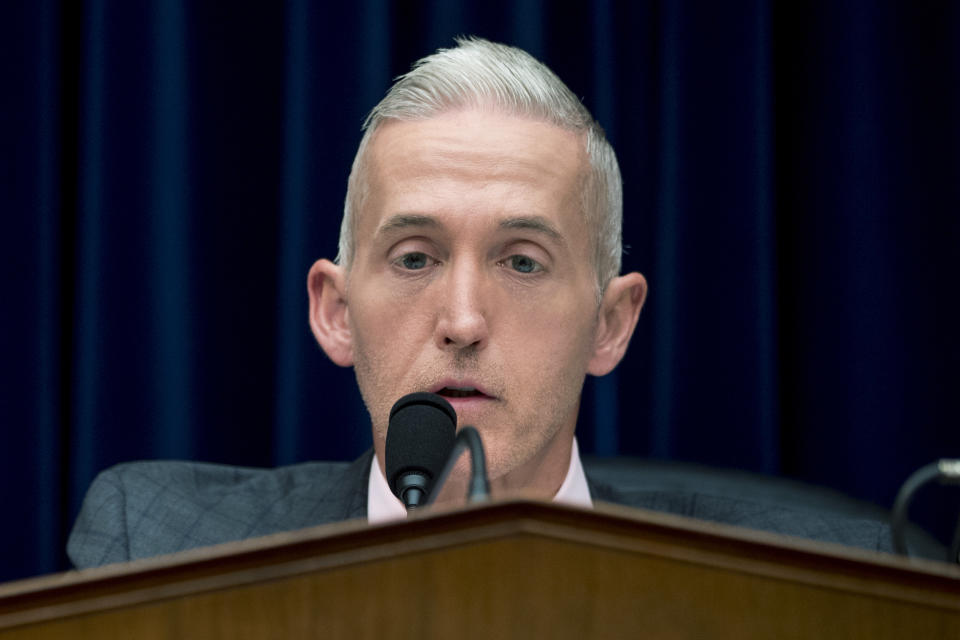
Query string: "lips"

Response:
xmin=437 ymin=386 xmax=486 ymax=398
xmin=429 ymin=380 xmax=497 ymax=400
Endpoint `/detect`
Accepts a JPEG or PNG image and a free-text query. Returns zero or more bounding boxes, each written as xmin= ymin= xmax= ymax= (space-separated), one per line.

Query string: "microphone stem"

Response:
xmin=426 ymin=426 xmax=491 ymax=505
xmin=891 ymin=459 xmax=960 ymax=563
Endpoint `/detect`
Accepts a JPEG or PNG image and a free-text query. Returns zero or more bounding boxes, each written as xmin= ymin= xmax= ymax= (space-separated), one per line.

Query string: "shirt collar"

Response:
xmin=367 ymin=437 xmax=592 ymax=524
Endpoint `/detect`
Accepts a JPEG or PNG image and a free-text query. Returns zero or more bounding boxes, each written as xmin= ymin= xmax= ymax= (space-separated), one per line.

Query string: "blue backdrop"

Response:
xmin=2 ymin=1 xmax=958 ymax=582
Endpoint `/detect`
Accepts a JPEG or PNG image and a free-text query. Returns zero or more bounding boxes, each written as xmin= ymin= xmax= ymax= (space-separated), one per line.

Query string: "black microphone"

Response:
xmin=385 ymin=392 xmax=457 ymax=511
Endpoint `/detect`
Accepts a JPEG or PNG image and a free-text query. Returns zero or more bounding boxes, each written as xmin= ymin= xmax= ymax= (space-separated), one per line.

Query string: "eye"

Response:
xmin=396 ymin=252 xmax=433 ymax=270
xmin=503 ymin=254 xmax=543 ymax=274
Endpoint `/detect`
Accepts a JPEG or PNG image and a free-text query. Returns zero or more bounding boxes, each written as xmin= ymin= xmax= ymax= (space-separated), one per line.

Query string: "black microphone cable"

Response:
xmin=891 ymin=459 xmax=960 ymax=564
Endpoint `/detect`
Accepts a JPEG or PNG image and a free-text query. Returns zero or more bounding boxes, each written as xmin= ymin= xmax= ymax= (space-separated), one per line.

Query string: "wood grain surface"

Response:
xmin=1 ymin=499 xmax=957 ymax=639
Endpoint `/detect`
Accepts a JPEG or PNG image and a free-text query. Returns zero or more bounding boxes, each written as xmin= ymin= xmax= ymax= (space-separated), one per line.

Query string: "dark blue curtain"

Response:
xmin=3 ymin=1 xmax=958 ymax=582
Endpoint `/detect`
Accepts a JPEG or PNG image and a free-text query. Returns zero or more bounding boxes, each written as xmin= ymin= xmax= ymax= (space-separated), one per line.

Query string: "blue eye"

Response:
xmin=399 ymin=252 xmax=430 ymax=270
xmin=507 ymin=255 xmax=542 ymax=274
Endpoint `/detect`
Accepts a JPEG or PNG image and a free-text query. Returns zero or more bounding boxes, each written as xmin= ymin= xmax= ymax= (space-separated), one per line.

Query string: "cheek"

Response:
xmin=493 ymin=294 xmax=598 ymax=418
xmin=349 ymin=284 xmax=437 ymax=383
xmin=502 ymin=290 xmax=597 ymax=359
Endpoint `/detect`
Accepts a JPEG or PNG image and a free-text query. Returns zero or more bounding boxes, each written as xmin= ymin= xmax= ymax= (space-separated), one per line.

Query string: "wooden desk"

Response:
xmin=1 ymin=499 xmax=957 ymax=638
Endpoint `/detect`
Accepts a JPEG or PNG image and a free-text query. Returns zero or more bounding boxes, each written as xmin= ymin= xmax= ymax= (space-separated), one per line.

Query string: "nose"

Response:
xmin=434 ymin=260 xmax=489 ymax=352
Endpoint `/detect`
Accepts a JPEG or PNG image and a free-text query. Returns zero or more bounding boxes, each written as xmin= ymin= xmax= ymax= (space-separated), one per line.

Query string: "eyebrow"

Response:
xmin=375 ymin=214 xmax=442 ymax=237
xmin=498 ymin=216 xmax=566 ymax=246
xmin=375 ymin=213 xmax=566 ymax=246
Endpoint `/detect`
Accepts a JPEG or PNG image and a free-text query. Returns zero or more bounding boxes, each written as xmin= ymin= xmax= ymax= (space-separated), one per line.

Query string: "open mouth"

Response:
xmin=437 ymin=387 xmax=487 ymax=399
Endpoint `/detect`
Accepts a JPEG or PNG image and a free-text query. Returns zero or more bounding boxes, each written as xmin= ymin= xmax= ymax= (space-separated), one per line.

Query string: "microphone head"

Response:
xmin=385 ymin=392 xmax=457 ymax=502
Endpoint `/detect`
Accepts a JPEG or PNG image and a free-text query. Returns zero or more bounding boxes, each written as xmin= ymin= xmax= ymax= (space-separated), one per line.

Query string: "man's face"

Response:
xmin=342 ymin=109 xmax=604 ymax=492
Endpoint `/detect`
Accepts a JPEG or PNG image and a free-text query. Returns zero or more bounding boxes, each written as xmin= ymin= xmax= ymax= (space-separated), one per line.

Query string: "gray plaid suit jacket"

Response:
xmin=68 ymin=449 xmax=893 ymax=569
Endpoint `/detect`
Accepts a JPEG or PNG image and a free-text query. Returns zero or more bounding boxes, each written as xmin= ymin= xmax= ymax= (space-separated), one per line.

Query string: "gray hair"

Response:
xmin=337 ymin=37 xmax=623 ymax=293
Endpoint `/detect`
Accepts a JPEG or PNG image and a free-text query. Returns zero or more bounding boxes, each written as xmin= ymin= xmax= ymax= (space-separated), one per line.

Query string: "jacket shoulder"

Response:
xmin=585 ymin=460 xmax=896 ymax=554
xmin=605 ymin=487 xmax=893 ymax=552
xmin=68 ymin=456 xmax=369 ymax=569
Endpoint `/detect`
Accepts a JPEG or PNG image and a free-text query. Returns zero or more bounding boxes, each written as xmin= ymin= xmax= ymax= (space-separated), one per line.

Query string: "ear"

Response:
xmin=587 ymin=272 xmax=648 ymax=376
xmin=307 ymin=259 xmax=354 ymax=367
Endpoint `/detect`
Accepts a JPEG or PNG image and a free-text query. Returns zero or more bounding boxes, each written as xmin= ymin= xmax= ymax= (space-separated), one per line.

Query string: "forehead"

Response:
xmin=357 ymin=109 xmax=588 ymax=237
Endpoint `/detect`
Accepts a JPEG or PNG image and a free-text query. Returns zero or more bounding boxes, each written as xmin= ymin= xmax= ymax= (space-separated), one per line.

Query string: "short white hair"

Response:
xmin=337 ymin=37 xmax=623 ymax=292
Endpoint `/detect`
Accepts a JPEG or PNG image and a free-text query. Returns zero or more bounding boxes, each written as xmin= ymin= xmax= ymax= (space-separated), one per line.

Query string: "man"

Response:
xmin=68 ymin=38 xmax=891 ymax=568
xmin=307 ymin=38 xmax=647 ymax=518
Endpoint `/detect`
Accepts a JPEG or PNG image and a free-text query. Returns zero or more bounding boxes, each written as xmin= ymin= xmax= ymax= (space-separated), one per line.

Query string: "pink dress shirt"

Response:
xmin=367 ymin=438 xmax=593 ymax=524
